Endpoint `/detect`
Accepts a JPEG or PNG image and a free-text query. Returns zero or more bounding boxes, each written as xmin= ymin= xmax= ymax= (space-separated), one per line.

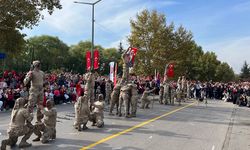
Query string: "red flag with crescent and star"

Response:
xmin=94 ymin=49 xmax=99 ymax=70
xmin=167 ymin=63 xmax=174 ymax=78
xmin=86 ymin=51 xmax=91 ymax=71
xmin=128 ymin=47 xmax=138 ymax=67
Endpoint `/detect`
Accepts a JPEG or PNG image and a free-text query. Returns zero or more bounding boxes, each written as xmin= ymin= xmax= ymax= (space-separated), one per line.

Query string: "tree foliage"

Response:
xmin=215 ymin=62 xmax=235 ymax=82
xmin=0 ymin=0 xmax=62 ymax=54
xmin=1 ymin=8 xmax=236 ymax=81
xmin=240 ymin=61 xmax=250 ymax=80
xmin=128 ymin=9 xmax=235 ymax=81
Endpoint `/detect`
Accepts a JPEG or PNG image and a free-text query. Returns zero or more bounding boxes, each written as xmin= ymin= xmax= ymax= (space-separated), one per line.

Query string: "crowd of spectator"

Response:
xmin=1 ymin=70 xmax=249 ymax=112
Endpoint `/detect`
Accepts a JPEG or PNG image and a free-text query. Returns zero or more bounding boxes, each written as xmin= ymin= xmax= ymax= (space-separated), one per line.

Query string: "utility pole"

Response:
xmin=74 ymin=0 xmax=102 ymax=71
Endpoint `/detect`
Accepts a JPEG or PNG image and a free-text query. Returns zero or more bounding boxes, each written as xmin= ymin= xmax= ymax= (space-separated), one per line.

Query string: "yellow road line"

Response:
xmin=81 ymin=102 xmax=196 ymax=150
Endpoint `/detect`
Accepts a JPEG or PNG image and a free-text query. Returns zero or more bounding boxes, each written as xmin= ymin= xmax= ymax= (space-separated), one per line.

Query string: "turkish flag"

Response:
xmin=128 ymin=47 xmax=138 ymax=67
xmin=86 ymin=51 xmax=91 ymax=71
xmin=94 ymin=49 xmax=99 ymax=70
xmin=167 ymin=63 xmax=174 ymax=78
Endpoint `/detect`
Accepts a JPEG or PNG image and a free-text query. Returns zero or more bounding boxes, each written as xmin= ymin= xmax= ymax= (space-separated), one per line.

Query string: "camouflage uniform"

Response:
xmin=176 ymin=87 xmax=181 ymax=105
xmin=74 ymin=96 xmax=90 ymax=131
xmin=109 ymin=84 xmax=121 ymax=115
xmin=105 ymin=80 xmax=112 ymax=105
xmin=84 ymin=73 xmax=95 ymax=105
xmin=169 ymin=84 xmax=176 ymax=105
xmin=163 ymin=82 xmax=170 ymax=105
xmin=23 ymin=60 xmax=45 ymax=123
xmin=181 ymin=76 xmax=187 ymax=101
xmin=33 ymin=100 xmax=57 ymax=143
xmin=89 ymin=94 xmax=104 ymax=128
xmin=140 ymin=88 xmax=155 ymax=109
xmin=1 ymin=98 xmax=33 ymax=150
xmin=186 ymin=81 xmax=191 ymax=99
xmin=159 ymin=85 xmax=164 ymax=104
xmin=129 ymin=83 xmax=138 ymax=117
xmin=118 ymin=84 xmax=131 ymax=117
xmin=121 ymin=49 xmax=130 ymax=83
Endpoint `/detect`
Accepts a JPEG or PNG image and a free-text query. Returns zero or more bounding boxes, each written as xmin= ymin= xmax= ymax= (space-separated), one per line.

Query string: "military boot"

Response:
xmin=1 ymin=140 xmax=7 ymax=150
xmin=19 ymin=141 xmax=32 ymax=148
xmin=32 ymin=137 xmax=40 ymax=142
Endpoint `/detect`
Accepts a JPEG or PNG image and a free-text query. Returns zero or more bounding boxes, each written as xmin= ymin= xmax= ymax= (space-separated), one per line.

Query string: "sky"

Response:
xmin=22 ymin=0 xmax=250 ymax=73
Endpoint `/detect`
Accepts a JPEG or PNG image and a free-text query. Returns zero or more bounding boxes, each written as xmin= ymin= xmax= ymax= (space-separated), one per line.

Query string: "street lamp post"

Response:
xmin=74 ymin=0 xmax=102 ymax=71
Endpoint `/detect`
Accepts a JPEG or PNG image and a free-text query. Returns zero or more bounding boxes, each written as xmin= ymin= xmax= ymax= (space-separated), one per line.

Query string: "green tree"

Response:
xmin=240 ymin=61 xmax=250 ymax=80
xmin=128 ymin=9 xmax=170 ymax=75
xmin=102 ymin=48 xmax=121 ymax=75
xmin=0 ymin=0 xmax=62 ymax=54
xmin=128 ymin=9 xmax=204 ymax=79
xmin=215 ymin=62 xmax=235 ymax=82
xmin=196 ymin=52 xmax=220 ymax=81
xmin=27 ymin=35 xmax=69 ymax=71
xmin=68 ymin=41 xmax=105 ymax=74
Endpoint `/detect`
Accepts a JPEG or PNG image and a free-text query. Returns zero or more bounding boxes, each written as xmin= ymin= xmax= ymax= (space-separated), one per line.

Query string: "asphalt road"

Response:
xmin=0 ymin=99 xmax=249 ymax=150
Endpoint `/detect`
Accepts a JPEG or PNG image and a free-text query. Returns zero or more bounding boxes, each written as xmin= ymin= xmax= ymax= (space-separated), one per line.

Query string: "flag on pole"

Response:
xmin=157 ymin=71 xmax=160 ymax=87
xmin=109 ymin=62 xmax=115 ymax=82
xmin=86 ymin=51 xmax=91 ymax=71
xmin=93 ymin=49 xmax=99 ymax=70
xmin=163 ymin=64 xmax=168 ymax=82
xmin=154 ymin=69 xmax=157 ymax=81
xmin=128 ymin=47 xmax=138 ymax=67
xmin=114 ymin=63 xmax=118 ymax=87
xmin=167 ymin=63 xmax=175 ymax=78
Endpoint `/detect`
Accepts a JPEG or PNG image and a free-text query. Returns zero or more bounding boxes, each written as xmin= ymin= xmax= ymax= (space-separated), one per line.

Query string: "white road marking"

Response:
xmin=106 ymin=129 xmax=113 ymax=132
xmin=212 ymin=145 xmax=215 ymax=150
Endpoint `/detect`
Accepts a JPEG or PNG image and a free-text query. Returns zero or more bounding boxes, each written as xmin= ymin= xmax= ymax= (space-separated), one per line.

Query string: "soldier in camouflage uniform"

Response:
xmin=118 ymin=84 xmax=131 ymax=117
xmin=181 ymin=76 xmax=187 ymax=101
xmin=84 ymin=72 xmax=95 ymax=105
xmin=89 ymin=94 xmax=104 ymax=128
xmin=159 ymin=85 xmax=164 ymax=104
xmin=163 ymin=82 xmax=170 ymax=105
xmin=186 ymin=80 xmax=191 ymax=99
xmin=23 ymin=60 xmax=45 ymax=123
xmin=140 ymin=88 xmax=155 ymax=109
xmin=121 ymin=48 xmax=130 ymax=83
xmin=33 ymin=100 xmax=57 ymax=143
xmin=74 ymin=96 xmax=90 ymax=131
xmin=105 ymin=80 xmax=112 ymax=105
xmin=128 ymin=82 xmax=138 ymax=117
xmin=169 ymin=82 xmax=176 ymax=105
xmin=109 ymin=84 xmax=121 ymax=115
xmin=1 ymin=98 xmax=33 ymax=150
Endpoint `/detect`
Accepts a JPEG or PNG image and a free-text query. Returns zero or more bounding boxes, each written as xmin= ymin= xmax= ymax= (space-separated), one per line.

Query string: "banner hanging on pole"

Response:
xmin=93 ymin=49 xmax=99 ymax=70
xmin=86 ymin=51 xmax=91 ymax=71
xmin=114 ymin=63 xmax=118 ymax=87
xmin=109 ymin=62 xmax=114 ymax=82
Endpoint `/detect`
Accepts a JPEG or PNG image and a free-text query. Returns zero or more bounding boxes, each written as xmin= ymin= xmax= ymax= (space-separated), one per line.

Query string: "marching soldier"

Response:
xmin=118 ymin=84 xmax=131 ymax=117
xmin=109 ymin=84 xmax=121 ymax=115
xmin=129 ymin=82 xmax=138 ymax=117
xmin=159 ymin=85 xmax=164 ymax=104
xmin=105 ymin=80 xmax=112 ymax=105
